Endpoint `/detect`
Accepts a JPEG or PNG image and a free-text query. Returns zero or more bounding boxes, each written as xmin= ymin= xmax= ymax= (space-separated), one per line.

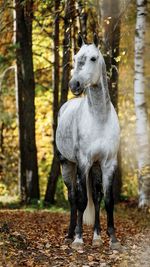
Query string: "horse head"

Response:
xmin=69 ymin=33 xmax=104 ymax=96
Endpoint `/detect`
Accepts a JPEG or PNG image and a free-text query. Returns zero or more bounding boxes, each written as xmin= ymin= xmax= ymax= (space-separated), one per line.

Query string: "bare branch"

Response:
xmin=0 ymin=66 xmax=15 ymax=94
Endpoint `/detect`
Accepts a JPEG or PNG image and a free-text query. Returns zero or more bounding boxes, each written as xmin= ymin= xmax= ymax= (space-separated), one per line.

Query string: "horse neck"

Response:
xmin=86 ymin=83 xmax=111 ymax=121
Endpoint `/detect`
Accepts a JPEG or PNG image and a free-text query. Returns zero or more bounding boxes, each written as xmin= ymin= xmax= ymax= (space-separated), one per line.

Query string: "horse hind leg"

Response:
xmin=102 ymin=169 xmax=122 ymax=251
xmin=71 ymin=167 xmax=87 ymax=250
xmin=90 ymin=163 xmax=103 ymax=247
xmin=61 ymin=160 xmax=77 ymax=242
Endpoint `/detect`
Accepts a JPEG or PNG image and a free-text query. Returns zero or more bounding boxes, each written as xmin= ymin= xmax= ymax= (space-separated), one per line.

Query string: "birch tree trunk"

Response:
xmin=134 ymin=0 xmax=150 ymax=207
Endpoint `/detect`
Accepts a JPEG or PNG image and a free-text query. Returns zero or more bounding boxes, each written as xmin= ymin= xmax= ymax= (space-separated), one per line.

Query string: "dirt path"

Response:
xmin=0 ymin=205 xmax=150 ymax=266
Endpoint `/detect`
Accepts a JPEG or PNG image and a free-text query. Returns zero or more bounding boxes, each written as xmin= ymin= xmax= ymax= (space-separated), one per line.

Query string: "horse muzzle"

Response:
xmin=69 ymin=79 xmax=84 ymax=96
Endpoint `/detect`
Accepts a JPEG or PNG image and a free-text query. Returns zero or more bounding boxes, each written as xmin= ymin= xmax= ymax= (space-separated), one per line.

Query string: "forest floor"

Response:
xmin=0 ymin=203 xmax=150 ymax=267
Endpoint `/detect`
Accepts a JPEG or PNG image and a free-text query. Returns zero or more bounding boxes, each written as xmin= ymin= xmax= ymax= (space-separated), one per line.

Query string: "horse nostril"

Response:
xmin=76 ymin=81 xmax=80 ymax=88
xmin=69 ymin=79 xmax=80 ymax=91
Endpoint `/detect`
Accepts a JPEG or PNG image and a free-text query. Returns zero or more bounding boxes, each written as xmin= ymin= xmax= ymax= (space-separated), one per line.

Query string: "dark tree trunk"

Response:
xmin=0 ymin=122 xmax=4 ymax=177
xmin=77 ymin=0 xmax=88 ymax=41
xmin=72 ymin=2 xmax=78 ymax=54
xmin=101 ymin=0 xmax=121 ymax=110
xmin=44 ymin=0 xmax=61 ymax=204
xmin=44 ymin=0 xmax=76 ymax=204
xmin=101 ymin=0 xmax=122 ymax=202
xmin=14 ymin=0 xmax=40 ymax=203
xmin=0 ymin=122 xmax=4 ymax=155
xmin=60 ymin=0 xmax=75 ymax=107
xmin=44 ymin=154 xmax=60 ymax=205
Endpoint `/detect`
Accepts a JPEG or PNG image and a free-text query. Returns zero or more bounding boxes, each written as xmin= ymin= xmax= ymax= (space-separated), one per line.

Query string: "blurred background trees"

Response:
xmin=0 ymin=0 xmax=150 ymax=208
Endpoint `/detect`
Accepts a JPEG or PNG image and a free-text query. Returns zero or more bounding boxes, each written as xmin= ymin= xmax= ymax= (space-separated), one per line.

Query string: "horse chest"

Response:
xmin=78 ymin=120 xmax=110 ymax=157
xmin=56 ymin=98 xmax=120 ymax=167
xmin=77 ymin=107 xmax=120 ymax=164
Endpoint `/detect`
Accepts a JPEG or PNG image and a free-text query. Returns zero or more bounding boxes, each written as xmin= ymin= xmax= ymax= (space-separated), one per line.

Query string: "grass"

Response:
xmin=0 ymin=195 xmax=69 ymax=212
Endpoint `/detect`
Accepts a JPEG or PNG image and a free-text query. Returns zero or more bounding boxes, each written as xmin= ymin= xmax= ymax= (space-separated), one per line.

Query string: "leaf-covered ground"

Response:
xmin=0 ymin=204 xmax=150 ymax=267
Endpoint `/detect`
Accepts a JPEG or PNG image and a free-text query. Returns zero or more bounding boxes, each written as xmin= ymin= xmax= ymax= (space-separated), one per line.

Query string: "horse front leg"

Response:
xmin=67 ymin=185 xmax=77 ymax=240
xmin=103 ymin=172 xmax=121 ymax=250
xmin=71 ymin=169 xmax=87 ymax=250
xmin=90 ymin=163 xmax=103 ymax=247
xmin=61 ymin=160 xmax=77 ymax=242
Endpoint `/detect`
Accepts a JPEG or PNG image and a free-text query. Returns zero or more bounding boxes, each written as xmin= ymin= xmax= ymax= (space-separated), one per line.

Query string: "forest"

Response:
xmin=0 ymin=0 xmax=150 ymax=266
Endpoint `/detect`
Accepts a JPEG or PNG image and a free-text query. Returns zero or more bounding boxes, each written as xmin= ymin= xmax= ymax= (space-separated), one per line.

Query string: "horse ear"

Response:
xmin=93 ymin=33 xmax=99 ymax=47
xmin=78 ymin=33 xmax=84 ymax=47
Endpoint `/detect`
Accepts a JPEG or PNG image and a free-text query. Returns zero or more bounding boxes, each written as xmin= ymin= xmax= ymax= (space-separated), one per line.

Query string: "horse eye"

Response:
xmin=91 ymin=57 xmax=96 ymax=62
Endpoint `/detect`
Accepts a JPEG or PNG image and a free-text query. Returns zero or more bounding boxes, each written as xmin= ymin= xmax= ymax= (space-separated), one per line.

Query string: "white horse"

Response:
xmin=56 ymin=34 xmax=120 ymax=250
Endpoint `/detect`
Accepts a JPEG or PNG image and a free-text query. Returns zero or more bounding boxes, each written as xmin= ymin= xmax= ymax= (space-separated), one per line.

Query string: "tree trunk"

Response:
xmin=14 ymin=0 xmax=40 ymax=203
xmin=72 ymin=2 xmax=78 ymax=54
xmin=0 ymin=122 xmax=4 ymax=155
xmin=77 ymin=0 xmax=88 ymax=41
xmin=101 ymin=0 xmax=122 ymax=202
xmin=44 ymin=0 xmax=61 ymax=204
xmin=101 ymin=0 xmax=121 ymax=110
xmin=0 ymin=122 xmax=4 ymax=177
xmin=134 ymin=0 xmax=150 ymax=208
xmin=60 ymin=0 xmax=75 ymax=107
xmin=44 ymin=0 xmax=76 ymax=204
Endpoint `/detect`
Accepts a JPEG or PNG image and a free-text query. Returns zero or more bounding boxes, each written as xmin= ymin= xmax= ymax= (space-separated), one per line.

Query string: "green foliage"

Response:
xmin=0 ymin=55 xmax=7 ymax=64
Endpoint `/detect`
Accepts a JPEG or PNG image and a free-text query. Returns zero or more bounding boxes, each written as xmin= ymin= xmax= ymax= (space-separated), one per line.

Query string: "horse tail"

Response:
xmin=83 ymin=172 xmax=95 ymax=226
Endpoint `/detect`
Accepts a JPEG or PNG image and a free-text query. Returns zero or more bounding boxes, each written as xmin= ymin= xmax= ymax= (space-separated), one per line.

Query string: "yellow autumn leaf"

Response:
xmin=114 ymin=55 xmax=121 ymax=62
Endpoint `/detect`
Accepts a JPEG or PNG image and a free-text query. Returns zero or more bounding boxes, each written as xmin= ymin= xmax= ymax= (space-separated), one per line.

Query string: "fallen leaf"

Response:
xmin=88 ymin=255 xmax=94 ymax=262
